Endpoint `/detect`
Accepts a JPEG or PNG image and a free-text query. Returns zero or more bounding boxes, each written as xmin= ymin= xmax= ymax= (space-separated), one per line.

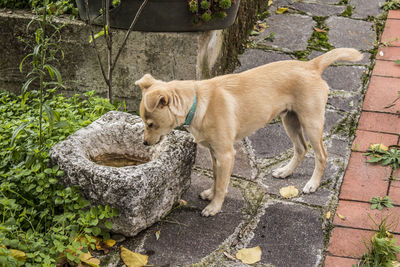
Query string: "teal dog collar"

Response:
xmin=184 ymin=90 xmax=197 ymax=126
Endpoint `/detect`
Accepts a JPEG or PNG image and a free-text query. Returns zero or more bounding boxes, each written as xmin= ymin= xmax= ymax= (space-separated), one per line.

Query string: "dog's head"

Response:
xmin=136 ymin=74 xmax=192 ymax=146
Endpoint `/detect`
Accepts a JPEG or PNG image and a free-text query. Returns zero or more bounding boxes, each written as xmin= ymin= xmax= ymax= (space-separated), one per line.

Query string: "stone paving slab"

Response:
xmin=322 ymin=65 xmax=367 ymax=92
xmin=248 ymin=201 xmax=324 ymax=267
xmin=249 ymin=123 xmax=292 ymax=159
xmin=260 ymin=157 xmax=339 ymax=205
xmin=255 ymin=13 xmax=315 ymax=51
xmin=195 ymin=143 xmax=254 ymax=179
xmin=350 ymin=0 xmax=386 ymax=19
xmin=120 ymin=171 xmax=245 ymax=266
xmin=326 ymin=16 xmax=376 ymax=50
xmin=234 ymin=49 xmax=292 ymax=73
xmin=289 ymin=2 xmax=346 ymax=17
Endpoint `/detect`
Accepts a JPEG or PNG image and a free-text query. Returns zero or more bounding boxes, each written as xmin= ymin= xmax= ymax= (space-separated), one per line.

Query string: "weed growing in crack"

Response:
xmin=341 ymin=5 xmax=353 ymax=17
xmin=356 ymin=216 xmax=400 ymax=267
xmin=365 ymin=145 xmax=400 ymax=171
xmin=308 ymin=16 xmax=334 ymax=51
xmin=369 ymin=196 xmax=394 ymax=210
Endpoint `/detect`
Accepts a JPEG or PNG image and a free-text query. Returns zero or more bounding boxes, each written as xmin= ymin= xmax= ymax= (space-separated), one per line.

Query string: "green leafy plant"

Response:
xmin=0 ymin=90 xmax=118 ymax=266
xmin=188 ymin=0 xmax=237 ymax=24
xmin=382 ymin=0 xmax=400 ymax=11
xmin=370 ymin=196 xmax=394 ymax=210
xmin=0 ymin=2 xmax=119 ymax=264
xmin=341 ymin=4 xmax=353 ymax=17
xmin=0 ymin=0 xmax=78 ymax=17
xmin=19 ymin=0 xmax=65 ymax=150
xmin=308 ymin=17 xmax=334 ymax=51
xmin=356 ymin=216 xmax=400 ymax=267
xmin=365 ymin=145 xmax=400 ymax=170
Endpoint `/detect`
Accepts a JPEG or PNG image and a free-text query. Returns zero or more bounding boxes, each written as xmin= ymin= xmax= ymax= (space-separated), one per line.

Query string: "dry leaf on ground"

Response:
xmin=155 ymin=230 xmax=161 ymax=240
xmin=268 ymin=0 xmax=273 ymax=6
xmin=10 ymin=249 xmax=27 ymax=262
xmin=236 ymin=246 xmax=262 ymax=264
xmin=120 ymin=246 xmax=148 ymax=267
xmin=78 ymin=252 xmax=100 ymax=267
xmin=325 ymin=211 xmax=331 ymax=219
xmin=279 ymin=185 xmax=299 ymax=199
xmin=178 ymin=199 xmax=188 ymax=206
xmin=337 ymin=213 xmax=346 ymax=220
xmin=276 ymin=7 xmax=288 ymax=14
xmin=313 ymin=27 xmax=326 ymax=33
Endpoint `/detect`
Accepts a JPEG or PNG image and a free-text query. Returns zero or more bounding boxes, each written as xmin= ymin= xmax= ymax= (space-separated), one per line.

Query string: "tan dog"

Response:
xmin=136 ymin=48 xmax=362 ymax=216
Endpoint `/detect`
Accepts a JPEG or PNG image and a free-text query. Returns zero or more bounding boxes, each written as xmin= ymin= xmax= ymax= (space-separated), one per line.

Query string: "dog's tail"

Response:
xmin=311 ymin=48 xmax=363 ymax=74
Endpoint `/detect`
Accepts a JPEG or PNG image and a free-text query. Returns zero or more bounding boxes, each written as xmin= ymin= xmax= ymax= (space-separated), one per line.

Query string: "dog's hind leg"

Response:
xmin=272 ymin=111 xmax=308 ymax=178
xmin=301 ymin=114 xmax=327 ymax=193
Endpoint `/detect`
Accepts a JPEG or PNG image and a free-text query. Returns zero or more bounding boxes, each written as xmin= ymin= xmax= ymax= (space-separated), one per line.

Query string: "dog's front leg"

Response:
xmin=200 ymin=148 xmax=217 ymax=201
xmin=201 ymin=147 xmax=235 ymax=217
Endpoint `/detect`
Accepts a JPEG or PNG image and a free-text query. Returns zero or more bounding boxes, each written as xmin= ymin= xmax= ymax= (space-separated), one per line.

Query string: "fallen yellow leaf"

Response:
xmin=79 ymin=252 xmax=100 ymax=267
xmin=279 ymin=185 xmax=299 ymax=199
xmin=337 ymin=213 xmax=346 ymax=220
xmin=178 ymin=199 xmax=188 ymax=206
xmin=326 ymin=211 xmax=331 ymax=219
xmin=155 ymin=230 xmax=161 ymax=240
xmin=10 ymin=249 xmax=27 ymax=262
xmin=104 ymin=239 xmax=116 ymax=248
xmin=369 ymin=143 xmax=388 ymax=151
xmin=268 ymin=0 xmax=273 ymax=6
xmin=120 ymin=246 xmax=148 ymax=267
xmin=236 ymin=246 xmax=262 ymax=264
xmin=276 ymin=7 xmax=288 ymax=14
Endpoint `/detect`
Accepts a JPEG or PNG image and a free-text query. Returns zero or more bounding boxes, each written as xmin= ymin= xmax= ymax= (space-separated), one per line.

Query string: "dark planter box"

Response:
xmin=75 ymin=0 xmax=240 ymax=32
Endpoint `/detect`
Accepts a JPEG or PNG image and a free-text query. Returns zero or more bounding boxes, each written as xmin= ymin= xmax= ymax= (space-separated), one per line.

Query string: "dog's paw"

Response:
xmin=201 ymin=202 xmax=221 ymax=217
xmin=303 ymin=180 xmax=319 ymax=194
xmin=272 ymin=166 xmax=292 ymax=179
xmin=200 ymin=188 xmax=214 ymax=201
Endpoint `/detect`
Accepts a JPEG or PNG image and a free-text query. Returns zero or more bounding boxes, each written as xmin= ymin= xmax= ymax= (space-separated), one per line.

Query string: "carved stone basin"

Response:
xmin=50 ymin=111 xmax=196 ymax=236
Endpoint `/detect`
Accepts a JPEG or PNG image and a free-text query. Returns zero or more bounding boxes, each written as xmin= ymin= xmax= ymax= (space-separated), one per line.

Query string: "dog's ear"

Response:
xmin=135 ymin=74 xmax=156 ymax=91
xmin=143 ymin=90 xmax=169 ymax=112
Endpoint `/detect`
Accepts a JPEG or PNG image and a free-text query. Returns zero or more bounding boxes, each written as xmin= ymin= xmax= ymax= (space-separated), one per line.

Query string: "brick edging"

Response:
xmin=325 ymin=9 xmax=400 ymax=266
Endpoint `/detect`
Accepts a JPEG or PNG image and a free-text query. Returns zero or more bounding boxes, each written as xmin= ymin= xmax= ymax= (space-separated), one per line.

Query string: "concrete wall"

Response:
xmin=0 ymin=0 xmax=265 ymax=111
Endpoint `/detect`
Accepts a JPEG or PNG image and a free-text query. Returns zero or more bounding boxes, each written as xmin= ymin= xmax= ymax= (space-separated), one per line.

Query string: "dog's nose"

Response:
xmin=143 ymin=141 xmax=149 ymax=146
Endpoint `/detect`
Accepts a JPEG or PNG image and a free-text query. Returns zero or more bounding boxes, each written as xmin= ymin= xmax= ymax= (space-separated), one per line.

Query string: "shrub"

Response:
xmin=0 ymin=90 xmax=118 ymax=266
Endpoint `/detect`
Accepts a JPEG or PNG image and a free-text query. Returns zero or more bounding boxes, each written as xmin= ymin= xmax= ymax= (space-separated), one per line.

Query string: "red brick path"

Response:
xmin=324 ymin=10 xmax=400 ymax=266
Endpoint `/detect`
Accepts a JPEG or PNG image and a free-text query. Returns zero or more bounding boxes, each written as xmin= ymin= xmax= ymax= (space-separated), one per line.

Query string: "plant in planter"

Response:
xmin=188 ymin=0 xmax=237 ymax=24
xmin=75 ymin=0 xmax=241 ymax=31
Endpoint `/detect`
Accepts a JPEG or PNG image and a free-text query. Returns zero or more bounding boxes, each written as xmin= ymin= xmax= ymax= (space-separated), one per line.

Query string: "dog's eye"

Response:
xmin=148 ymin=123 xmax=153 ymax=128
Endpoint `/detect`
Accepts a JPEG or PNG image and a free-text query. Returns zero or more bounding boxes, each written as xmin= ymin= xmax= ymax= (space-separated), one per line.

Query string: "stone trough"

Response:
xmin=50 ymin=111 xmax=196 ymax=237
